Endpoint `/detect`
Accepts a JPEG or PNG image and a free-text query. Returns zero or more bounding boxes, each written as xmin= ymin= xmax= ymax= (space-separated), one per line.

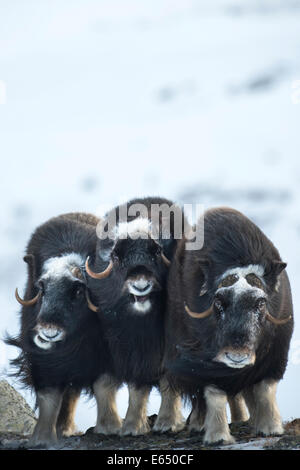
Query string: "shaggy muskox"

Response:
xmin=164 ymin=207 xmax=293 ymax=444
xmin=6 ymin=212 xmax=114 ymax=446
xmin=85 ymin=197 xmax=187 ymax=435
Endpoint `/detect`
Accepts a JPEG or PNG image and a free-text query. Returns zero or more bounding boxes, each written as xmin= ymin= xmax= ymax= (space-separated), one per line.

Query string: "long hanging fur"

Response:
xmin=88 ymin=197 xmax=188 ymax=389
xmin=164 ymin=207 xmax=294 ymax=398
xmin=6 ymin=212 xmax=112 ymax=397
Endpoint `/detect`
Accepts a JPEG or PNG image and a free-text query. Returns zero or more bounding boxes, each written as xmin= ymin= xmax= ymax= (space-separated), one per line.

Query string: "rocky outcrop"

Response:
xmin=0 ymin=380 xmax=36 ymax=435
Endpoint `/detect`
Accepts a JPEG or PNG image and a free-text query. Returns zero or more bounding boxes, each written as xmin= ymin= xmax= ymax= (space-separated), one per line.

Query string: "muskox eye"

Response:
xmin=38 ymin=280 xmax=45 ymax=294
xmin=111 ymin=251 xmax=119 ymax=262
xmin=214 ymin=298 xmax=224 ymax=312
xmin=74 ymin=283 xmax=85 ymax=298
xmin=257 ymin=298 xmax=266 ymax=312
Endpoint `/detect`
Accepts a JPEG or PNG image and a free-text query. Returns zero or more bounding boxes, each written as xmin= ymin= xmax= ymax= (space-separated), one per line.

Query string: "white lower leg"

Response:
xmin=122 ymin=384 xmax=150 ymax=436
xmin=153 ymin=378 xmax=185 ymax=432
xmin=243 ymin=386 xmax=256 ymax=425
xmin=30 ymin=388 xmax=63 ymax=446
xmin=204 ymin=385 xmax=235 ymax=445
xmin=188 ymin=399 xmax=206 ymax=433
xmin=93 ymin=374 xmax=122 ymax=435
xmin=252 ymin=379 xmax=283 ymax=436
xmin=56 ymin=388 xmax=80 ymax=437
xmin=228 ymin=393 xmax=249 ymax=423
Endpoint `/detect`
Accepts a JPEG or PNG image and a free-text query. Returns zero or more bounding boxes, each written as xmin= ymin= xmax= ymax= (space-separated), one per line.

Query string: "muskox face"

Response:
xmin=184 ymin=262 xmax=289 ymax=370
xmin=113 ymin=237 xmax=165 ymax=314
xmin=18 ymin=254 xmax=94 ymax=350
xmin=87 ymin=218 xmax=171 ymax=315
xmin=211 ymin=265 xmax=268 ymax=368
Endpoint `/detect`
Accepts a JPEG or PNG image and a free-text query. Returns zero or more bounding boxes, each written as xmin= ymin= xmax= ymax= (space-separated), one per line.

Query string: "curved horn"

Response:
xmin=15 ymin=288 xmax=40 ymax=306
xmin=265 ymin=311 xmax=291 ymax=325
xmin=184 ymin=302 xmax=214 ymax=319
xmin=85 ymin=291 xmax=99 ymax=313
xmin=85 ymin=256 xmax=113 ymax=280
xmin=161 ymin=252 xmax=171 ymax=267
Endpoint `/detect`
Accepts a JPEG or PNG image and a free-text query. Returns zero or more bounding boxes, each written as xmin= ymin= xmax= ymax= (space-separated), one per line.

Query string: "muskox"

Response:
xmin=6 ymin=212 xmax=114 ymax=446
xmin=164 ymin=207 xmax=293 ymax=444
xmin=85 ymin=197 xmax=187 ymax=435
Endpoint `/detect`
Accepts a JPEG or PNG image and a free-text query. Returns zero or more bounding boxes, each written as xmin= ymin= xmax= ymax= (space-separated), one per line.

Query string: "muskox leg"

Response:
xmin=228 ymin=393 xmax=249 ymax=423
xmin=187 ymin=397 xmax=206 ymax=433
xmin=243 ymin=386 xmax=256 ymax=425
xmin=93 ymin=374 xmax=122 ymax=435
xmin=121 ymin=384 xmax=151 ymax=436
xmin=203 ymin=385 xmax=235 ymax=445
xmin=56 ymin=387 xmax=81 ymax=437
xmin=29 ymin=388 xmax=64 ymax=447
xmin=153 ymin=377 xmax=185 ymax=433
xmin=249 ymin=379 xmax=284 ymax=436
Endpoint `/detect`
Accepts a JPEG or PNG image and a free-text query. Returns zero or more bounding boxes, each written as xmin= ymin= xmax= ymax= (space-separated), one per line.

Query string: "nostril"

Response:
xmin=43 ymin=330 xmax=59 ymax=339
xmin=133 ymin=283 xmax=151 ymax=292
xmin=225 ymin=352 xmax=248 ymax=363
xmin=36 ymin=325 xmax=65 ymax=341
xmin=128 ymin=279 xmax=154 ymax=297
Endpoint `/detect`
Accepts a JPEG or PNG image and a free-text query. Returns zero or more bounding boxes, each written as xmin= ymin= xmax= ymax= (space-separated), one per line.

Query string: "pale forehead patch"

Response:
xmin=42 ymin=253 xmax=85 ymax=281
xmin=216 ymin=264 xmax=266 ymax=300
xmin=99 ymin=218 xmax=153 ymax=259
xmin=218 ymin=264 xmax=265 ymax=282
xmin=115 ymin=218 xmax=152 ymax=240
xmin=217 ymin=277 xmax=265 ymax=299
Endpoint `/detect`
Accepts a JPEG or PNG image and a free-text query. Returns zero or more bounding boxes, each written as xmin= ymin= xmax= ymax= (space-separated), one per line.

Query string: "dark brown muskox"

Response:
xmin=85 ymin=197 xmax=188 ymax=435
xmin=164 ymin=207 xmax=293 ymax=445
xmin=6 ymin=213 xmax=114 ymax=446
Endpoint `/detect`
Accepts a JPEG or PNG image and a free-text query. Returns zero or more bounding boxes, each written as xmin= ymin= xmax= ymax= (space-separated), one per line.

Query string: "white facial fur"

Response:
xmin=99 ymin=219 xmax=153 ymax=260
xmin=214 ymin=349 xmax=256 ymax=369
xmin=33 ymin=253 xmax=83 ymax=350
xmin=213 ymin=264 xmax=265 ymax=369
xmin=33 ymin=335 xmax=53 ymax=350
xmin=128 ymin=280 xmax=153 ymax=297
xmin=115 ymin=218 xmax=152 ymax=240
xmin=218 ymin=264 xmax=265 ymax=280
xmin=132 ymin=299 xmax=151 ymax=313
xmin=216 ymin=264 xmax=266 ymax=300
xmin=33 ymin=325 xmax=66 ymax=350
xmin=42 ymin=253 xmax=85 ymax=281
xmin=124 ymin=275 xmax=155 ymax=314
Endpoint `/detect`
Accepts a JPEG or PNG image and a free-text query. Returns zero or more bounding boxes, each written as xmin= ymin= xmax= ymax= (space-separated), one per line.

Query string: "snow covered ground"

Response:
xmin=0 ymin=0 xmax=300 ymax=432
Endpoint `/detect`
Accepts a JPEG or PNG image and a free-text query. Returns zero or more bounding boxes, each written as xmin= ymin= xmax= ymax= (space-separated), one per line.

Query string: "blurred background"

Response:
xmin=0 ymin=0 xmax=300 ymax=431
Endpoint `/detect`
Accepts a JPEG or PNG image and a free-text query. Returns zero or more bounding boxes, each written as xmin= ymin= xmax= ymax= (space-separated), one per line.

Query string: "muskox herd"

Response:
xmin=6 ymin=197 xmax=294 ymax=447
